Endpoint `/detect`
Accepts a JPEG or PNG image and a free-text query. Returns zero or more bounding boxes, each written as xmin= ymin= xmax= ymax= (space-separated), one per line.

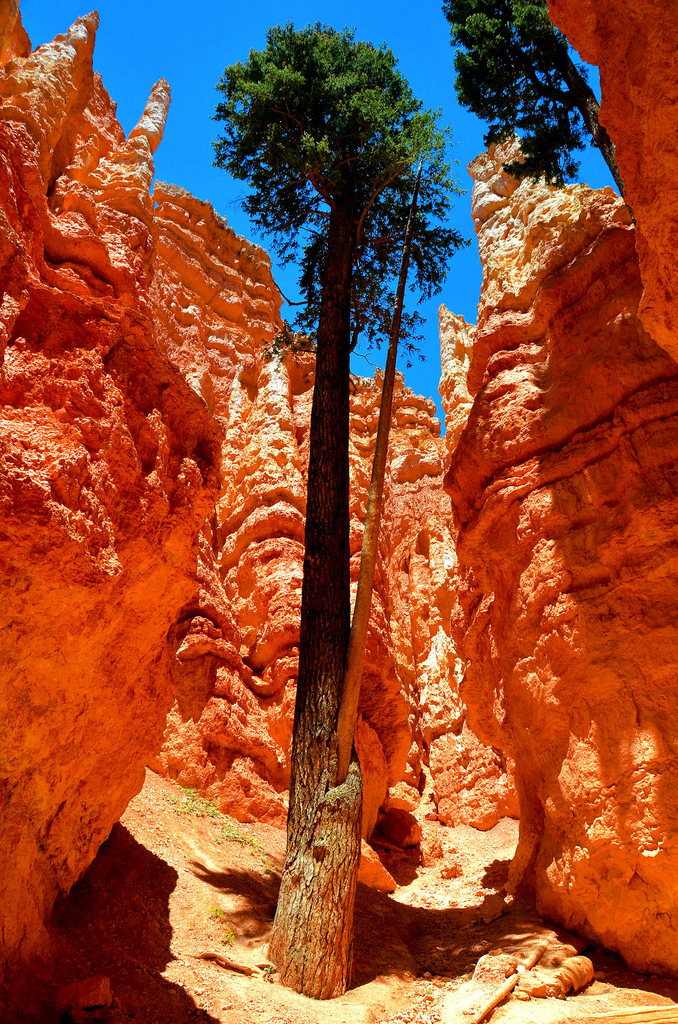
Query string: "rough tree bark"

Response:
xmin=335 ymin=161 xmax=423 ymax=785
xmin=267 ymin=196 xmax=363 ymax=999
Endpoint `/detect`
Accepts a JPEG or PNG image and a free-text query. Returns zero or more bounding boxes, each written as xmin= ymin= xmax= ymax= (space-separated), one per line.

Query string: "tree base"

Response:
xmin=268 ymin=758 xmax=362 ymax=999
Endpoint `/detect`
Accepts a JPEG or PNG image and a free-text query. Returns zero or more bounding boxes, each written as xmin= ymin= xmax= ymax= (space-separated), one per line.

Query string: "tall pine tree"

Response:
xmin=213 ymin=23 xmax=464 ymax=998
xmin=444 ymin=0 xmax=624 ymax=192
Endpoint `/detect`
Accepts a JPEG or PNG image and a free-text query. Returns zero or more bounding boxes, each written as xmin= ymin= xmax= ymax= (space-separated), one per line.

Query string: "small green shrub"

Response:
xmin=167 ymin=788 xmax=219 ymax=818
xmin=166 ymin=786 xmax=272 ymax=868
xmin=214 ymin=818 xmax=262 ymax=851
xmin=208 ymin=907 xmax=235 ymax=945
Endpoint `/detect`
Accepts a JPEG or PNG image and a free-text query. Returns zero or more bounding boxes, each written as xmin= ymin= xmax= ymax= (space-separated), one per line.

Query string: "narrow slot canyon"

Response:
xmin=1 ymin=1 xmax=677 ymax=1021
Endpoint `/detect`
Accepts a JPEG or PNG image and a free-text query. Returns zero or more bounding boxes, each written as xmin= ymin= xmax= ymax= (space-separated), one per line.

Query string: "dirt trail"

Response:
xmin=11 ymin=770 xmax=678 ymax=1024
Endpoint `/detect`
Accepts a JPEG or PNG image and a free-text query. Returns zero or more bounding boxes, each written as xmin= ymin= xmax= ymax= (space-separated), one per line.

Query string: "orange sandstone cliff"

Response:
xmin=547 ymin=0 xmax=678 ymax=365
xmin=0 ymin=11 xmax=225 ymax=987
xmin=446 ymin=141 xmax=678 ymax=974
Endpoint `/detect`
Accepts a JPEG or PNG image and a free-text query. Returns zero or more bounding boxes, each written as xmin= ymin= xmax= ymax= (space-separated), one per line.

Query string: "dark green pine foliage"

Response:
xmin=444 ymin=0 xmax=625 ymax=193
xmin=213 ymin=22 xmax=465 ymax=361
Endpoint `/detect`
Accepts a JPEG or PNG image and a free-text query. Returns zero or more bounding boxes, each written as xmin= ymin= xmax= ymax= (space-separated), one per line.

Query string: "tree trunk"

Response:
xmin=335 ymin=161 xmax=423 ymax=785
xmin=267 ymin=199 xmax=362 ymax=999
xmin=558 ymin=52 xmax=626 ymax=197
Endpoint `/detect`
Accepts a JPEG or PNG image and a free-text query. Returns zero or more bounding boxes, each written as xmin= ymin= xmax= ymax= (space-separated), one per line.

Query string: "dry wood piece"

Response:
xmin=590 ymin=1008 xmax=678 ymax=1023
xmin=516 ymin=954 xmax=594 ymax=999
xmin=470 ymin=972 xmax=521 ymax=1023
xmin=370 ymin=836 xmax=409 ymax=855
xmin=460 ymin=939 xmax=551 ymax=1024
xmin=556 ymin=955 xmax=595 ymax=994
xmin=194 ymin=951 xmax=262 ymax=976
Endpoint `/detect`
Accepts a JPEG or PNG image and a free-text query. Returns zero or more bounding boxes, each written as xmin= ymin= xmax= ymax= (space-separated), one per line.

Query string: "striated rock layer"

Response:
xmin=547 ymin=0 xmax=678 ymax=363
xmin=150 ymin=191 xmax=517 ymax=837
xmin=0 ymin=12 xmax=225 ymax=988
xmin=447 ymin=142 xmax=678 ymax=974
xmin=145 ymin=132 xmax=514 ymax=840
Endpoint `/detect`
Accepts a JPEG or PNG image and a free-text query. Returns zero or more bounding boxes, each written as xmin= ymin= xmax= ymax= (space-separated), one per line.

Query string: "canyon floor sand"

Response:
xmin=16 ymin=770 xmax=678 ymax=1024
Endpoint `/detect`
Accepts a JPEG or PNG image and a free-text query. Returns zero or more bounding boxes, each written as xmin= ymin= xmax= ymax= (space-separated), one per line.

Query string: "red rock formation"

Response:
xmin=148 ymin=175 xmax=517 ymax=841
xmin=547 ymin=0 xmax=678 ymax=364
xmin=0 ymin=11 xmax=522 ymax=992
xmin=447 ymin=141 xmax=678 ymax=974
xmin=145 ymin=180 xmax=289 ymax=824
xmin=438 ymin=305 xmax=474 ymax=455
xmin=0 ymin=13 xmax=222 ymax=990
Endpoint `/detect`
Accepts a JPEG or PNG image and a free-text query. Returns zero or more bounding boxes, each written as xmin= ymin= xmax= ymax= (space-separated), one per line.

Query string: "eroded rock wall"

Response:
xmin=447 ymin=141 xmax=678 ymax=974
xmin=152 ymin=345 xmax=440 ymax=838
xmin=0 ymin=12 xmax=223 ymax=984
xmin=150 ymin=186 xmax=517 ymax=838
xmin=547 ymin=0 xmax=678 ymax=364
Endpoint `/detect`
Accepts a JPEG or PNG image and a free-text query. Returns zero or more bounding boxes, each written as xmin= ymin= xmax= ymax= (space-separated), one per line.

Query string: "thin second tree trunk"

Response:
xmin=268 ymin=199 xmax=362 ymax=999
xmin=335 ymin=160 xmax=423 ymax=785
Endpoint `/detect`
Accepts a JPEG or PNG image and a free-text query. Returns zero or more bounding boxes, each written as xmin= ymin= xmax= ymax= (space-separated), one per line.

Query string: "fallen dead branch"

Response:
xmin=467 ymin=940 xmax=551 ymax=1024
xmin=516 ymin=953 xmax=594 ymax=999
xmin=194 ymin=951 xmax=262 ymax=976
xmin=590 ymin=1008 xmax=678 ymax=1023
xmin=370 ymin=836 xmax=408 ymax=855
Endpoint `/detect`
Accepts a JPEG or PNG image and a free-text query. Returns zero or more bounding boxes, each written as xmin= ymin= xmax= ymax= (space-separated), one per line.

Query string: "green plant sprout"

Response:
xmin=167 ymin=786 xmax=276 ymax=871
xmin=166 ymin=788 xmax=220 ymax=818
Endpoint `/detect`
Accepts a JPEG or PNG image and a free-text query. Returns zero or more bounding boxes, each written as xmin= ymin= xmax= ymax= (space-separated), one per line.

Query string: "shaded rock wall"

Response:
xmin=547 ymin=0 xmax=678 ymax=364
xmin=0 ymin=12 xmax=223 ymax=985
xmin=447 ymin=141 xmax=678 ymax=974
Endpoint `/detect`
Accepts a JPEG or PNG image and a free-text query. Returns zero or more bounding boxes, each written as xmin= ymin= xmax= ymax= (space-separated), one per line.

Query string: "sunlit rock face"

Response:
xmin=0 ymin=5 xmax=521 ymax=990
xmin=150 ymin=220 xmax=519 ymax=838
xmin=438 ymin=305 xmax=474 ymax=455
xmin=548 ymin=0 xmax=678 ymax=364
xmin=447 ymin=140 xmax=678 ymax=974
xmin=0 ymin=11 xmax=221 ymax=986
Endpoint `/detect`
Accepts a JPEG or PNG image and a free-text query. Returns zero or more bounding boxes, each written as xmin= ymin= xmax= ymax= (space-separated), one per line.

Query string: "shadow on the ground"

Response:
xmin=9 ymin=824 xmax=219 ymax=1024
xmin=184 ymin=847 xmax=551 ymax=993
xmin=481 ymin=857 xmax=512 ymax=890
xmin=352 ymin=883 xmax=536 ymax=986
xmin=189 ymin=859 xmax=280 ymax=941
xmin=372 ymin=843 xmax=421 ymax=887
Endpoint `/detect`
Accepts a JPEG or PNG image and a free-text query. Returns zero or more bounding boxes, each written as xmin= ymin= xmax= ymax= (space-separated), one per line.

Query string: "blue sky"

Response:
xmin=21 ymin=0 xmax=612 ymax=416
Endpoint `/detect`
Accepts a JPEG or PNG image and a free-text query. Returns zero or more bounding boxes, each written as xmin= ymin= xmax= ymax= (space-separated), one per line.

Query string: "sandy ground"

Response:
xmin=11 ymin=769 xmax=678 ymax=1023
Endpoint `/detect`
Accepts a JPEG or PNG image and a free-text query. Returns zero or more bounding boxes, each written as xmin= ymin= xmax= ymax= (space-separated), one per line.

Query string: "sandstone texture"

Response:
xmin=547 ymin=0 xmax=678 ymax=363
xmin=0 ymin=13 xmax=223 ymax=988
xmin=438 ymin=305 xmax=474 ymax=456
xmin=151 ymin=274 xmax=517 ymax=841
xmin=145 ymin=165 xmax=516 ymax=840
xmin=446 ymin=141 xmax=678 ymax=974
xmin=0 ymin=4 xmax=520 ymax=992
